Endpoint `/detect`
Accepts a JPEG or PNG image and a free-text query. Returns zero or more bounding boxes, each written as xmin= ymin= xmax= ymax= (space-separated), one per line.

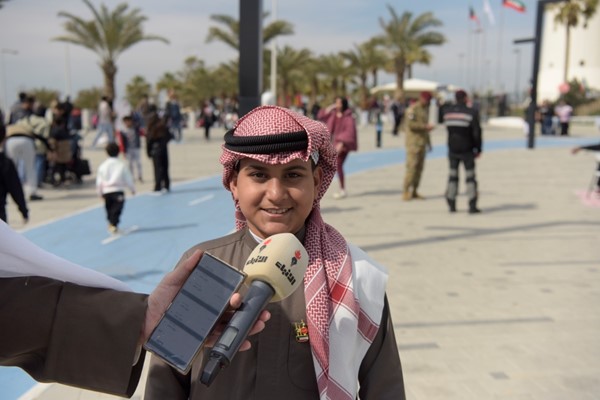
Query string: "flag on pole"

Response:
xmin=470 ymin=6 xmax=481 ymax=25
xmin=502 ymin=0 xmax=526 ymax=13
xmin=483 ymin=0 xmax=496 ymax=25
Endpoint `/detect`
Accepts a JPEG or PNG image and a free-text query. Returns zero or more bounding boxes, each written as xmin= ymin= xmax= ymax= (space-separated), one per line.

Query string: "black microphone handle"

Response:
xmin=200 ymin=280 xmax=274 ymax=386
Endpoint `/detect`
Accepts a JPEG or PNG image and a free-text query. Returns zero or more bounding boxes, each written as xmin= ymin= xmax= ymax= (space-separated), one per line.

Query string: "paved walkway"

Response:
xmin=4 ymin=120 xmax=600 ymax=400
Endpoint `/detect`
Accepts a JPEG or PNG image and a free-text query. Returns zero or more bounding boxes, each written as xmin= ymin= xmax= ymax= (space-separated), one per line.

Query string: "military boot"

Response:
xmin=468 ymin=199 xmax=481 ymax=214
xmin=446 ymin=198 xmax=456 ymax=213
xmin=412 ymin=189 xmax=425 ymax=200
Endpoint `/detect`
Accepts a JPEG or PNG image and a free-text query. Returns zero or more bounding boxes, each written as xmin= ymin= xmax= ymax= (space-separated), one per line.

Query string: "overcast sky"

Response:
xmin=0 ymin=0 xmax=535 ymax=109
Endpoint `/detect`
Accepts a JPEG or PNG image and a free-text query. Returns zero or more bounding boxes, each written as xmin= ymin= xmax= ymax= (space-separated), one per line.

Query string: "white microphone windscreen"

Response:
xmin=243 ymin=233 xmax=308 ymax=302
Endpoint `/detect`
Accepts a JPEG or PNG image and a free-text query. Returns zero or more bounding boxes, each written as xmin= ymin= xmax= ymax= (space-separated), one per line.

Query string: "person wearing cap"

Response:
xmin=402 ymin=91 xmax=434 ymax=201
xmin=443 ymin=90 xmax=482 ymax=214
xmin=145 ymin=105 xmax=405 ymax=400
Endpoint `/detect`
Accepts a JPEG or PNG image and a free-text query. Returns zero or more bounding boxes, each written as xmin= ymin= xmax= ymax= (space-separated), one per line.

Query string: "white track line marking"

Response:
xmin=188 ymin=194 xmax=214 ymax=206
xmin=102 ymin=225 xmax=140 ymax=245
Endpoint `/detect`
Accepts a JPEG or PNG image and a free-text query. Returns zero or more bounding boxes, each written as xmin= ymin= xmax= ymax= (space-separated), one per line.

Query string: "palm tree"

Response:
xmin=377 ymin=6 xmax=445 ymax=100
xmin=156 ymin=73 xmax=182 ymax=97
xmin=553 ymin=0 xmax=598 ymax=83
xmin=363 ymin=38 xmax=388 ymax=89
xmin=276 ymin=46 xmax=313 ymax=106
xmin=318 ymin=53 xmax=353 ymax=98
xmin=206 ymin=12 xmax=294 ymax=95
xmin=213 ymin=61 xmax=240 ymax=97
xmin=301 ymin=55 xmax=327 ymax=110
xmin=342 ymin=40 xmax=387 ymax=110
xmin=54 ymin=0 xmax=169 ymax=100
xmin=405 ymin=47 xmax=432 ymax=79
xmin=206 ymin=12 xmax=294 ymax=50
xmin=125 ymin=75 xmax=152 ymax=109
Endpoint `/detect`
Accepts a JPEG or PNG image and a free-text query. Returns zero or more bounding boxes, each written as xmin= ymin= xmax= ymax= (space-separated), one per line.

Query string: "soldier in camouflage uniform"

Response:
xmin=403 ymin=91 xmax=434 ymax=201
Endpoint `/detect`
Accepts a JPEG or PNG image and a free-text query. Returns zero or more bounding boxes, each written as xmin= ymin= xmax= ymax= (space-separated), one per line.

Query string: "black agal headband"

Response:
xmin=223 ymin=129 xmax=308 ymax=154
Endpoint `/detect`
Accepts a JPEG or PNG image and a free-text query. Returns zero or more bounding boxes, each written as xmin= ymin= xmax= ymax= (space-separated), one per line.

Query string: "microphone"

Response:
xmin=200 ymin=233 xmax=308 ymax=386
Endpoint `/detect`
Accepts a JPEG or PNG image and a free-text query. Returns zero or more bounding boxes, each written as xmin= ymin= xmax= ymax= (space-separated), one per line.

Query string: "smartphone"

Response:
xmin=144 ymin=253 xmax=246 ymax=375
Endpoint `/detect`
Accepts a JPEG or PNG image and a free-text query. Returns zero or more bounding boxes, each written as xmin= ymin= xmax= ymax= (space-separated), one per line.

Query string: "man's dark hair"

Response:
xmin=105 ymin=142 xmax=120 ymax=157
xmin=455 ymin=90 xmax=468 ymax=104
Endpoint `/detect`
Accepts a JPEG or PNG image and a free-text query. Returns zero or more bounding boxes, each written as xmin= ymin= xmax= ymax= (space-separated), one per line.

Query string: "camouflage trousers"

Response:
xmin=403 ymin=146 xmax=426 ymax=192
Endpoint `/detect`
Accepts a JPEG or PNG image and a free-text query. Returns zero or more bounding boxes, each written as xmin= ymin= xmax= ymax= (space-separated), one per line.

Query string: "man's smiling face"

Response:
xmin=229 ymin=158 xmax=322 ymax=239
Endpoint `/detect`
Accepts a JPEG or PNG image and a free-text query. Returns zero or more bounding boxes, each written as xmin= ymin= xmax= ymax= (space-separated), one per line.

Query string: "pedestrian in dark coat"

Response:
xmin=443 ymin=90 xmax=482 ymax=213
xmin=145 ymin=106 xmax=170 ymax=192
xmin=0 ymin=125 xmax=29 ymax=223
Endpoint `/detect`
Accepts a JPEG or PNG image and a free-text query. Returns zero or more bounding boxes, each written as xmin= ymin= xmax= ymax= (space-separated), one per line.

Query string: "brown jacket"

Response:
xmin=0 ymin=276 xmax=147 ymax=397
xmin=145 ymin=229 xmax=405 ymax=400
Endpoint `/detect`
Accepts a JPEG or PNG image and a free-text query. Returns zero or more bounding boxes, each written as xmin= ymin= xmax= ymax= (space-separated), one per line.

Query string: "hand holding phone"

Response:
xmin=144 ymin=253 xmax=246 ymax=374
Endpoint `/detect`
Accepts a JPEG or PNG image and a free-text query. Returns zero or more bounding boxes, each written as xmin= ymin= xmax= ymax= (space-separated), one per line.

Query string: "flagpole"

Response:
xmin=481 ymin=26 xmax=487 ymax=94
xmin=467 ymin=21 xmax=472 ymax=90
xmin=497 ymin=6 xmax=505 ymax=94
xmin=480 ymin=27 xmax=487 ymax=119
xmin=474 ymin=28 xmax=480 ymax=95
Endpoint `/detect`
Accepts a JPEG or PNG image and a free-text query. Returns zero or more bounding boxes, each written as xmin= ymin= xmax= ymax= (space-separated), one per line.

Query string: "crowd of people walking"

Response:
xmin=2 ymin=86 xmax=593 ymax=228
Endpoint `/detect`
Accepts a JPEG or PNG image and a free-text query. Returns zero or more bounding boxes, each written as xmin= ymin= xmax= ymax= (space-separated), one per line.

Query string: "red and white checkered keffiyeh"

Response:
xmin=220 ymin=106 xmax=384 ymax=399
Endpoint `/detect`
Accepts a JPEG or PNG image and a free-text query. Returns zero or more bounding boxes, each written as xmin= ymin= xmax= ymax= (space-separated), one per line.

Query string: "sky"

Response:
xmin=0 ymin=0 xmax=536 ymax=109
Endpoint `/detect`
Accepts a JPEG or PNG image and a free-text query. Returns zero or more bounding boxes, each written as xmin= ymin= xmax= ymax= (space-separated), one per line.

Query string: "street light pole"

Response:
xmin=65 ymin=44 xmax=72 ymax=99
xmin=270 ymin=0 xmax=277 ymax=105
xmin=514 ymin=48 xmax=521 ymax=103
xmin=1 ymin=48 xmax=18 ymax=115
xmin=458 ymin=53 xmax=465 ymax=88
xmin=238 ymin=0 xmax=263 ymax=117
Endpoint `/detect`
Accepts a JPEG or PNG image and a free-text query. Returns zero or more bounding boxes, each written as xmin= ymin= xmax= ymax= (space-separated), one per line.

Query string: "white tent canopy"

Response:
xmin=370 ymin=78 xmax=459 ymax=96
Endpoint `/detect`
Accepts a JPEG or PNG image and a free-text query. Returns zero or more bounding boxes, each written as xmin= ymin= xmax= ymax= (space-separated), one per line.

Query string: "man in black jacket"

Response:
xmin=0 ymin=124 xmax=29 ymax=223
xmin=443 ymin=90 xmax=482 ymax=213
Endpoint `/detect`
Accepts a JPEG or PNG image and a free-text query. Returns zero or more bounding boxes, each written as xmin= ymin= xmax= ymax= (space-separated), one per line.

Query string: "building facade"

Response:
xmin=538 ymin=7 xmax=600 ymax=102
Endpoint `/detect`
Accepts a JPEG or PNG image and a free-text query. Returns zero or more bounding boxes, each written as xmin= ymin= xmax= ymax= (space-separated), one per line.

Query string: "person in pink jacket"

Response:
xmin=318 ymin=96 xmax=358 ymax=199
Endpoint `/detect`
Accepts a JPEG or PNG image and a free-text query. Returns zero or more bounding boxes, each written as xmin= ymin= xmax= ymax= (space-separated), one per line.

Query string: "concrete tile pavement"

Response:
xmin=7 ymin=120 xmax=600 ymax=399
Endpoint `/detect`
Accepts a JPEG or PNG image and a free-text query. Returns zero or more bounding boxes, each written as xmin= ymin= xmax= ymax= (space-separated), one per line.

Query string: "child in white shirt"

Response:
xmin=96 ymin=142 xmax=135 ymax=234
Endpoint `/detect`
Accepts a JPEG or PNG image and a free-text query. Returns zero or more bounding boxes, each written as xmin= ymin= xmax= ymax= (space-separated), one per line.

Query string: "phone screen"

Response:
xmin=144 ymin=253 xmax=245 ymax=374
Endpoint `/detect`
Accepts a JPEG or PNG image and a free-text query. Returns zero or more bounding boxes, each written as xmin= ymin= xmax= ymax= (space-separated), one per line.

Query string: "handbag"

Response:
xmin=74 ymin=158 xmax=91 ymax=176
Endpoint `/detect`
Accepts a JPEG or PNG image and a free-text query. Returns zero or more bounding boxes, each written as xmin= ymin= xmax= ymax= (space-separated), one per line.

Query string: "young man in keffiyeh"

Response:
xmin=145 ymin=105 xmax=405 ymax=400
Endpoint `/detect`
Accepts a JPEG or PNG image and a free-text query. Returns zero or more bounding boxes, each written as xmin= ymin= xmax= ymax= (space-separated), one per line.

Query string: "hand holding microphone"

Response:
xmin=200 ymin=233 xmax=308 ymax=386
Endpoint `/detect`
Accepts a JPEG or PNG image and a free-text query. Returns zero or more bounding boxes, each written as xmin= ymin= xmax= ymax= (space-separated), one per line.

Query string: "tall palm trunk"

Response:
xmin=394 ymin=58 xmax=406 ymax=101
xmin=359 ymin=75 xmax=369 ymax=110
xmin=102 ymin=60 xmax=118 ymax=99
xmin=371 ymin=68 xmax=379 ymax=87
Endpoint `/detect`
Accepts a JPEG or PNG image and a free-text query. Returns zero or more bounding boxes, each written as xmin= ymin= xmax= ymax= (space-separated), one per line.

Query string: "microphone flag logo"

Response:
xmin=291 ymin=249 xmax=302 ymax=267
xmin=259 ymin=238 xmax=272 ymax=253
